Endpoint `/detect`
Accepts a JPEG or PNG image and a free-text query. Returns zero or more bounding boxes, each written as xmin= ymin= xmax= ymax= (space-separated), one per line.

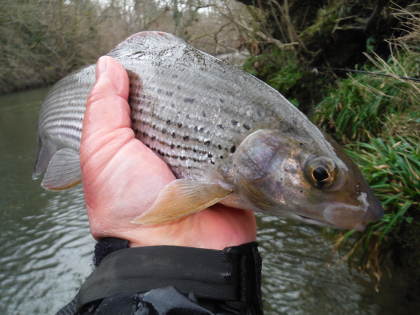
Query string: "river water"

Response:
xmin=0 ymin=88 xmax=412 ymax=314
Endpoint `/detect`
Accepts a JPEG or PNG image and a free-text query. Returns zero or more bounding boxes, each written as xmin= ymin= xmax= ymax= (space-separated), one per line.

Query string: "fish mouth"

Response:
xmin=296 ymin=214 xmax=367 ymax=231
xmin=294 ymin=214 xmax=332 ymax=228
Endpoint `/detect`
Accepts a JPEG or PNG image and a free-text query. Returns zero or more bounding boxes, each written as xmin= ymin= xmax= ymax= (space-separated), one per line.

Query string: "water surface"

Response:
xmin=0 ymin=88 xmax=409 ymax=314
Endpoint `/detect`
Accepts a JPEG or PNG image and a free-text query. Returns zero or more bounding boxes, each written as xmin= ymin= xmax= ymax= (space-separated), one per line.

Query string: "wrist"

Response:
xmin=90 ymin=207 xmax=256 ymax=250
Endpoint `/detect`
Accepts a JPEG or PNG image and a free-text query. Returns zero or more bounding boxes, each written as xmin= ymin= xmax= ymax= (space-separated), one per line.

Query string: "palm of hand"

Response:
xmin=80 ymin=57 xmax=256 ymax=249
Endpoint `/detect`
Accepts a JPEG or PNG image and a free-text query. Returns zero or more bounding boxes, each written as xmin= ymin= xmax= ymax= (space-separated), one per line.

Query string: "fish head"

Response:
xmin=233 ymin=129 xmax=384 ymax=231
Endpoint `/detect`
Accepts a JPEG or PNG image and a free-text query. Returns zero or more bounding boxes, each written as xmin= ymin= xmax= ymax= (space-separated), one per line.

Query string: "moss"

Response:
xmin=243 ymin=47 xmax=304 ymax=94
xmin=300 ymin=1 xmax=342 ymax=41
xmin=244 ymin=47 xmax=336 ymax=112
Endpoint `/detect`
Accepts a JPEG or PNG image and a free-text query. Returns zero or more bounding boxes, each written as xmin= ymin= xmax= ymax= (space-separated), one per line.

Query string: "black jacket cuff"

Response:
xmin=76 ymin=240 xmax=262 ymax=314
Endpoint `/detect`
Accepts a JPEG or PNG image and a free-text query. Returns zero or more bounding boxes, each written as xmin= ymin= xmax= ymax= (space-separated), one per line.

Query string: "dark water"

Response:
xmin=0 ymin=88 xmax=411 ymax=314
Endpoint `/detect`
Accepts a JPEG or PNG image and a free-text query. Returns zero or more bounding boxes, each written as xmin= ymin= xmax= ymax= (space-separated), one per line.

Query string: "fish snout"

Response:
xmin=362 ymin=193 xmax=384 ymax=225
xmin=323 ymin=193 xmax=384 ymax=231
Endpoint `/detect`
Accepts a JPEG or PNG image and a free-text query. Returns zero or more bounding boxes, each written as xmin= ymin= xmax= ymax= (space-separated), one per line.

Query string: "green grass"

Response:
xmin=347 ymin=136 xmax=419 ymax=235
xmin=333 ymin=134 xmax=419 ymax=281
xmin=313 ymin=52 xmax=419 ymax=143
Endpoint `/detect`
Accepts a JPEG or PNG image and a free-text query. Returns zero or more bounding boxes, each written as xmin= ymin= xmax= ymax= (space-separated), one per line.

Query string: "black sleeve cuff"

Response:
xmin=77 ymin=240 xmax=262 ymax=314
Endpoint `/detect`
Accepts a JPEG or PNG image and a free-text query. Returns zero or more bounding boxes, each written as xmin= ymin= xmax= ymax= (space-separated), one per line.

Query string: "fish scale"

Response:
xmin=34 ymin=31 xmax=384 ymax=230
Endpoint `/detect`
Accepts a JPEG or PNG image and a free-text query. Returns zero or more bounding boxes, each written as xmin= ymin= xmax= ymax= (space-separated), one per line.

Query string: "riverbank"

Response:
xmin=0 ymin=1 xmax=250 ymax=95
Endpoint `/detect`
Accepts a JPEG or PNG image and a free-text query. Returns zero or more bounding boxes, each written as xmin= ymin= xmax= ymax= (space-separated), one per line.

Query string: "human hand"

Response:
xmin=80 ymin=56 xmax=256 ymax=249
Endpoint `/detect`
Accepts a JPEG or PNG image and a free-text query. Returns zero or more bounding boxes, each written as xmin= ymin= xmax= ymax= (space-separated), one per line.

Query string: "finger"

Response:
xmin=83 ymin=56 xmax=131 ymax=139
xmin=81 ymin=56 xmax=135 ymax=162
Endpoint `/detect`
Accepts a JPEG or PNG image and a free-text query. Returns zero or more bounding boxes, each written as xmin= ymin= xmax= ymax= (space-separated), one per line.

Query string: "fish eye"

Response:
xmin=305 ymin=157 xmax=337 ymax=189
xmin=312 ymin=167 xmax=330 ymax=187
xmin=313 ymin=167 xmax=329 ymax=181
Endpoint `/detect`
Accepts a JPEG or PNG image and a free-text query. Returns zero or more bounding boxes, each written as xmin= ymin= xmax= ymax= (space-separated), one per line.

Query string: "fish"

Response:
xmin=33 ymin=31 xmax=383 ymax=231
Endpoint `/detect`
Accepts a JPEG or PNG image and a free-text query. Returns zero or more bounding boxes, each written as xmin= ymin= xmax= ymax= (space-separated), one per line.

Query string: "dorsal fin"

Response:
xmin=107 ymin=31 xmax=186 ymax=59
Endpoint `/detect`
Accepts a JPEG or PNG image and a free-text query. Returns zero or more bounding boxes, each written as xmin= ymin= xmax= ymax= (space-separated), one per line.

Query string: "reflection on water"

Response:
xmin=0 ymin=88 xmax=410 ymax=314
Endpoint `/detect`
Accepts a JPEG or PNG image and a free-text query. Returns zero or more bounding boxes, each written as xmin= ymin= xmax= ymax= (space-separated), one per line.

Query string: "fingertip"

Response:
xmin=94 ymin=56 xmax=129 ymax=100
xmin=96 ymin=56 xmax=109 ymax=79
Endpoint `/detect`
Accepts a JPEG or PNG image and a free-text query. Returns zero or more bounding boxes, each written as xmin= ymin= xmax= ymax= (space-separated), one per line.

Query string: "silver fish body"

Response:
xmin=34 ymin=32 xmax=383 ymax=230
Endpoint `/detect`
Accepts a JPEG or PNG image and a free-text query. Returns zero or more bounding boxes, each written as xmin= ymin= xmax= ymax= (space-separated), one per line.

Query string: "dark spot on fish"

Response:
xmin=184 ymin=97 xmax=194 ymax=103
xmin=177 ymin=145 xmax=181 ymax=148
xmin=208 ymin=153 xmax=213 ymax=158
xmin=217 ymin=124 xmax=224 ymax=129
xmin=166 ymin=91 xmax=173 ymax=97
xmin=180 ymin=156 xmax=186 ymax=161
xmin=231 ymin=120 xmax=238 ymax=126
xmin=230 ymin=145 xmax=236 ymax=153
xmin=198 ymin=126 xmax=204 ymax=132
xmin=177 ymin=86 xmax=181 ymax=90
xmin=202 ymin=111 xmax=207 ymax=118
xmin=177 ymin=122 xmax=182 ymax=128
xmin=299 ymin=143 xmax=303 ymax=146
xmin=300 ymin=190 xmax=303 ymax=193
xmin=157 ymin=88 xmax=163 ymax=94
xmin=186 ymin=114 xmax=190 ymax=119
xmin=171 ymin=132 xmax=176 ymax=138
xmin=166 ymin=119 xmax=171 ymax=125
xmin=211 ymin=161 xmax=215 ymax=165
xmin=220 ymin=98 xmax=225 ymax=103
xmin=183 ymin=135 xmax=189 ymax=141
xmin=204 ymin=140 xmax=211 ymax=146
xmin=243 ymin=124 xmax=250 ymax=130
xmin=193 ymin=149 xmax=197 ymax=153
xmin=220 ymin=155 xmax=224 ymax=159
xmin=162 ymin=128 xmax=167 ymax=134
xmin=170 ymin=143 xmax=175 ymax=149
xmin=151 ymin=136 xmax=156 ymax=141
xmin=172 ymin=74 xmax=178 ymax=78
xmin=218 ymin=144 xmax=222 ymax=150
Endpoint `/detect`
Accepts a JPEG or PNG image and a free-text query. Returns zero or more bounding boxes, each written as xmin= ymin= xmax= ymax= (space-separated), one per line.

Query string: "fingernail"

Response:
xmin=96 ymin=56 xmax=108 ymax=78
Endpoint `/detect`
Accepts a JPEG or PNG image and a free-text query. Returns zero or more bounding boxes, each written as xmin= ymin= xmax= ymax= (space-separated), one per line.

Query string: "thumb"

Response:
xmin=80 ymin=56 xmax=133 ymax=165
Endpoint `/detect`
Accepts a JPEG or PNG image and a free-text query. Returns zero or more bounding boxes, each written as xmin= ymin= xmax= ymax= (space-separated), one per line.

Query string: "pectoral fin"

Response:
xmin=41 ymin=148 xmax=81 ymax=190
xmin=131 ymin=179 xmax=232 ymax=225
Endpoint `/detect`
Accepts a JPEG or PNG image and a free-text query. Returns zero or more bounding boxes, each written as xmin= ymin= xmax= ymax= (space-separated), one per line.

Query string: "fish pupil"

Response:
xmin=313 ymin=167 xmax=329 ymax=183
